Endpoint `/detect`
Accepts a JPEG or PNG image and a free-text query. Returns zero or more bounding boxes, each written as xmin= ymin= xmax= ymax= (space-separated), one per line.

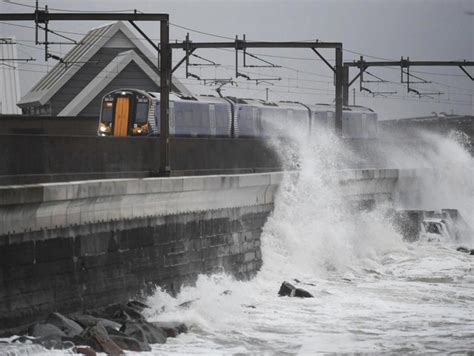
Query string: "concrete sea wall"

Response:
xmin=0 ymin=169 xmax=417 ymax=332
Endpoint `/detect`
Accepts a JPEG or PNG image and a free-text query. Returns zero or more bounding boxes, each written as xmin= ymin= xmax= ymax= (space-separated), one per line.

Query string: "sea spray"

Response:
xmin=378 ymin=128 xmax=474 ymax=245
xmin=259 ymin=121 xmax=404 ymax=281
xmin=142 ymin=122 xmax=474 ymax=354
xmin=146 ymin=120 xmax=405 ymax=329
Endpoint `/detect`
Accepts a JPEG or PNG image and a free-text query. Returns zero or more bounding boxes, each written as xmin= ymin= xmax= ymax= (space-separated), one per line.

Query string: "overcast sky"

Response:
xmin=1 ymin=0 xmax=472 ymax=119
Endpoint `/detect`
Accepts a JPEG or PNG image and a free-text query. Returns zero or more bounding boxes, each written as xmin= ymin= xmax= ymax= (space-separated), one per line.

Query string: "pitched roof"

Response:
xmin=18 ymin=21 xmax=191 ymax=106
xmin=58 ymin=50 xmax=158 ymax=116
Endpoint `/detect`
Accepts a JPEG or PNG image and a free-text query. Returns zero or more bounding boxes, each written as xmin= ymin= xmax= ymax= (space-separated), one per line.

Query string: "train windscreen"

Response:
xmin=135 ymin=100 xmax=149 ymax=125
xmin=101 ymin=101 xmax=113 ymax=122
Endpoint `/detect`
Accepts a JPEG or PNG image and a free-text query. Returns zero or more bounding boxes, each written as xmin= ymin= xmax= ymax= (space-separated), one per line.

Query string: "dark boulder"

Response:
xmin=46 ymin=312 xmax=83 ymax=337
xmin=28 ymin=323 xmax=66 ymax=338
xmin=120 ymin=320 xmax=167 ymax=344
xmin=151 ymin=321 xmax=188 ymax=338
xmin=457 ymin=246 xmax=474 ymax=255
xmin=69 ymin=313 xmax=121 ymax=331
xmin=104 ymin=326 xmax=151 ymax=351
xmin=74 ymin=346 xmax=97 ymax=356
xmin=32 ymin=334 xmax=74 ymax=350
xmin=95 ymin=303 xmax=144 ymax=322
xmin=279 ymin=281 xmax=296 ymax=296
xmin=278 ymin=281 xmax=314 ymax=298
xmin=294 ymin=288 xmax=314 ymax=298
xmin=178 ymin=299 xmax=199 ymax=309
xmin=110 ymin=334 xmax=151 ymax=352
xmin=81 ymin=323 xmax=123 ymax=355
xmin=127 ymin=300 xmax=150 ymax=313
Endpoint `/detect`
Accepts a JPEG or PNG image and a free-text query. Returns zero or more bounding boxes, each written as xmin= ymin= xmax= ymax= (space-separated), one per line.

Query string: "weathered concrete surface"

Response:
xmin=0 ymin=169 xmax=416 ymax=236
xmin=0 ymin=136 xmax=282 ymax=185
xmin=0 ymin=169 xmax=416 ymax=333
xmin=0 ymin=173 xmax=282 ymax=236
xmin=0 ymin=205 xmax=269 ymax=332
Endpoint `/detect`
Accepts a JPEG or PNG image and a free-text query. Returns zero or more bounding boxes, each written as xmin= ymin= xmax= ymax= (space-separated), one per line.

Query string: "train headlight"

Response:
xmin=99 ymin=122 xmax=111 ymax=134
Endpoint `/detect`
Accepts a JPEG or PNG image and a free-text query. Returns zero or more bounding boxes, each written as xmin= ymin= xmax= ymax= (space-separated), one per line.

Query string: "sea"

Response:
xmin=2 ymin=123 xmax=473 ymax=355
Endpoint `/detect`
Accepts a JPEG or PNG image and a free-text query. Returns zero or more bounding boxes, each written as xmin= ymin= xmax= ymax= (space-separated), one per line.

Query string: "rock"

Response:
xmin=63 ymin=334 xmax=92 ymax=348
xmin=120 ymin=320 xmax=167 ymax=344
xmin=74 ymin=346 xmax=97 ymax=356
xmin=81 ymin=323 xmax=123 ymax=355
xmin=32 ymin=334 xmax=74 ymax=350
xmin=278 ymin=281 xmax=314 ymax=298
xmin=278 ymin=281 xmax=296 ymax=297
xmin=103 ymin=326 xmax=150 ymax=350
xmin=151 ymin=321 xmax=188 ymax=338
xmin=28 ymin=323 xmax=66 ymax=338
xmin=178 ymin=299 xmax=198 ymax=309
xmin=294 ymin=288 xmax=314 ymax=298
xmin=127 ymin=300 xmax=150 ymax=313
xmin=46 ymin=312 xmax=83 ymax=337
xmin=69 ymin=313 xmax=121 ymax=331
xmin=457 ymin=246 xmax=474 ymax=255
xmin=110 ymin=335 xmax=151 ymax=352
xmin=95 ymin=303 xmax=144 ymax=322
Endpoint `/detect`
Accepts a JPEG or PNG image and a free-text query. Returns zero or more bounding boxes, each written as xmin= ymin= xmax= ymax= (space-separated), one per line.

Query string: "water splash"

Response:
xmin=260 ymin=124 xmax=405 ymax=281
xmin=142 ymin=120 xmax=474 ymax=354
xmin=378 ymin=128 xmax=474 ymax=246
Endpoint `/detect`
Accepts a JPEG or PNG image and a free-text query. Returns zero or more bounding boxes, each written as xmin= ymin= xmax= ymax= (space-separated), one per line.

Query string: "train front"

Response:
xmin=98 ymin=89 xmax=154 ymax=137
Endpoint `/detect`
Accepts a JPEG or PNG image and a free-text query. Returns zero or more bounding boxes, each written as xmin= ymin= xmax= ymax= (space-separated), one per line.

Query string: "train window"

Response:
xmin=101 ymin=101 xmax=113 ymax=123
xmin=201 ymin=110 xmax=208 ymax=127
xmin=183 ymin=109 xmax=193 ymax=126
xmin=135 ymin=101 xmax=149 ymax=124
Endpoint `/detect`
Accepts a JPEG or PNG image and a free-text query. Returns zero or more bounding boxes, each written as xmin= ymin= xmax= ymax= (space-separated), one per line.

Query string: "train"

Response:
xmin=98 ymin=88 xmax=378 ymax=139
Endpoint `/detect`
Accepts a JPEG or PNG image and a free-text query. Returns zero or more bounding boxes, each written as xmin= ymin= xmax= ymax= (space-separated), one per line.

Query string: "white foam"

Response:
xmin=143 ymin=121 xmax=474 ymax=354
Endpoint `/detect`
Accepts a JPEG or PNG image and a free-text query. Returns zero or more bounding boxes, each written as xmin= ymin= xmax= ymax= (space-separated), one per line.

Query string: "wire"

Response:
xmin=4 ymin=3 xmax=468 ymax=82
xmin=2 ymin=0 xmax=472 ymax=78
xmin=169 ymin=22 xmax=234 ymax=41
xmin=2 ymin=0 xmax=472 ymax=106
xmin=0 ymin=0 xmax=137 ymax=13
xmin=376 ymin=66 xmax=473 ymax=93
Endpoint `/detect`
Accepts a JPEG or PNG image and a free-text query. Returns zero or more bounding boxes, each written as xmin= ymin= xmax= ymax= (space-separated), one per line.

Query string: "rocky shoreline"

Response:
xmin=1 ymin=300 xmax=187 ymax=355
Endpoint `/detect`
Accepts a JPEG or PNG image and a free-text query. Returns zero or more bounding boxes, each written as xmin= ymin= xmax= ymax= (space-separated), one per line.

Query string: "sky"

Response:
xmin=0 ymin=0 xmax=472 ymax=120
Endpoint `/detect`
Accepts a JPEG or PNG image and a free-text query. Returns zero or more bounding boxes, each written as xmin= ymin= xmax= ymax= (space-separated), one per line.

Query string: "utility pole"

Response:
xmin=265 ymin=88 xmax=269 ymax=101
xmin=159 ymin=19 xmax=171 ymax=176
xmin=353 ymin=88 xmax=356 ymax=106
xmin=334 ymin=47 xmax=343 ymax=135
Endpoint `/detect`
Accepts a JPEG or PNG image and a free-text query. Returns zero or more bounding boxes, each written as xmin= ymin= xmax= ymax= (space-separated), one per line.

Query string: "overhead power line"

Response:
xmin=2 ymin=0 xmax=472 ymax=107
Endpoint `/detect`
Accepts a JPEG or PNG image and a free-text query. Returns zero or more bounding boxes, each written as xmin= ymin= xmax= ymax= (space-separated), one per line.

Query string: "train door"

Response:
xmin=113 ymin=97 xmax=130 ymax=136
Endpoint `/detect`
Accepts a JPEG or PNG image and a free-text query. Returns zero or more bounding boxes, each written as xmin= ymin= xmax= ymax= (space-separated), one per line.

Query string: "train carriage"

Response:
xmin=342 ymin=106 xmax=378 ymax=139
xmin=226 ymin=97 xmax=261 ymax=138
xmin=98 ymin=89 xmax=232 ymax=138
xmin=98 ymin=88 xmax=378 ymax=140
xmin=308 ymin=104 xmax=336 ymax=133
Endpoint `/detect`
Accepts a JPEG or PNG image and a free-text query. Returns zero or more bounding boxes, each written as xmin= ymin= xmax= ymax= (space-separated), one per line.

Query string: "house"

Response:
xmin=17 ymin=21 xmax=192 ymax=116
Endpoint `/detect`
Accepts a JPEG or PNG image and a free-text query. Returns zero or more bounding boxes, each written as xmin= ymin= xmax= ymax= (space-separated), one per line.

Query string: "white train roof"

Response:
xmin=104 ymin=89 xmax=375 ymax=114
